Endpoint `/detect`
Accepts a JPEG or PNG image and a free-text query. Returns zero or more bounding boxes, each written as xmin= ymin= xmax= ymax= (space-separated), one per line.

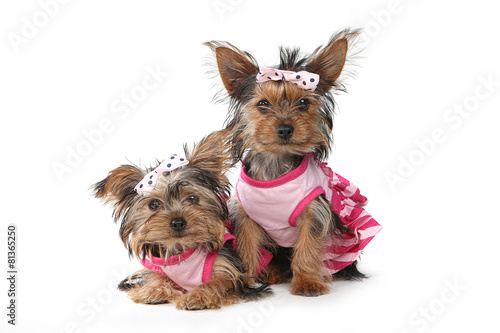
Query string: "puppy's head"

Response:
xmin=206 ymin=29 xmax=359 ymax=160
xmin=93 ymin=130 xmax=233 ymax=260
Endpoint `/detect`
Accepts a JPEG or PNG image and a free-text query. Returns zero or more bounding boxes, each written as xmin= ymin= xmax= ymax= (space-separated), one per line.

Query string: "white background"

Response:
xmin=1 ymin=0 xmax=499 ymax=332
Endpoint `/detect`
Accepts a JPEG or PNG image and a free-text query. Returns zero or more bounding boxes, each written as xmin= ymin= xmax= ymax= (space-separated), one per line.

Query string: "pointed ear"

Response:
xmin=205 ymin=41 xmax=259 ymax=95
xmin=92 ymin=165 xmax=144 ymax=220
xmin=307 ymin=29 xmax=359 ymax=93
xmin=184 ymin=130 xmax=233 ymax=182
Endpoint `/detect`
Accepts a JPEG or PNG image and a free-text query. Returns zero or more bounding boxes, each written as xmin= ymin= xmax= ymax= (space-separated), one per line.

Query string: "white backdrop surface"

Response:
xmin=1 ymin=0 xmax=499 ymax=332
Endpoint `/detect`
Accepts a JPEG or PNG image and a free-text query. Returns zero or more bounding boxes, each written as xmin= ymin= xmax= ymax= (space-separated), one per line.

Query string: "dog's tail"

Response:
xmin=240 ymin=283 xmax=273 ymax=301
xmin=332 ymin=260 xmax=367 ymax=280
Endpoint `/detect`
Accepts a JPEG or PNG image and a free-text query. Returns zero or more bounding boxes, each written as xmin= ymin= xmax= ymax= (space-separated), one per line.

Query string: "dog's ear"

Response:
xmin=205 ymin=41 xmax=259 ymax=95
xmin=92 ymin=165 xmax=144 ymax=221
xmin=307 ymin=29 xmax=359 ymax=94
xmin=184 ymin=130 xmax=233 ymax=184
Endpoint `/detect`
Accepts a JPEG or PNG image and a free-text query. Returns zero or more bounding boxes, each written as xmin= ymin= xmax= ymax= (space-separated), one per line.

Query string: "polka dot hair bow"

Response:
xmin=134 ymin=154 xmax=189 ymax=197
xmin=256 ymin=68 xmax=320 ymax=91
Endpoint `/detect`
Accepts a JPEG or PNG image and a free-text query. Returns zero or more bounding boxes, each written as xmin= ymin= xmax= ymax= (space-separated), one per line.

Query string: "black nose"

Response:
xmin=276 ymin=124 xmax=294 ymax=140
xmin=170 ymin=218 xmax=186 ymax=231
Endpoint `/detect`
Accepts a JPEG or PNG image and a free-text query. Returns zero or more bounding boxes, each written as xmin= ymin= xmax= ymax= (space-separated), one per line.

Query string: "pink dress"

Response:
xmin=236 ymin=155 xmax=382 ymax=275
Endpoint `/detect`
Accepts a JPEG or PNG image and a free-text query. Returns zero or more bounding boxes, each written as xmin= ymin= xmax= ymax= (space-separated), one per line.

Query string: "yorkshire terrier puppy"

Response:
xmin=206 ymin=29 xmax=382 ymax=296
xmin=93 ymin=131 xmax=271 ymax=310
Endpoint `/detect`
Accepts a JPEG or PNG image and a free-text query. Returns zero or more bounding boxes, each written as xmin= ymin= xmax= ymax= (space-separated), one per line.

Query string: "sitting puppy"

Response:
xmin=206 ymin=30 xmax=382 ymax=296
xmin=93 ymin=131 xmax=271 ymax=310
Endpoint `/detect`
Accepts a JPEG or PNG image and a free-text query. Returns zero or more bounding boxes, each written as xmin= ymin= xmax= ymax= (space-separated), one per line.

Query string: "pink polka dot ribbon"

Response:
xmin=256 ymin=68 xmax=320 ymax=91
xmin=134 ymin=154 xmax=189 ymax=197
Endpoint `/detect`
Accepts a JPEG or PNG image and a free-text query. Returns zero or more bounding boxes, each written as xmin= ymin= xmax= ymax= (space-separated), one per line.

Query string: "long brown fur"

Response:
xmin=93 ymin=130 xmax=272 ymax=309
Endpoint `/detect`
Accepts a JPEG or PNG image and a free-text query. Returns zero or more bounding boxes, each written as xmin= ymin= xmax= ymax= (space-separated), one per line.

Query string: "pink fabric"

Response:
xmin=256 ymin=68 xmax=320 ymax=91
xmin=141 ymin=231 xmax=235 ymax=291
xmin=224 ymin=219 xmax=273 ymax=277
xmin=134 ymin=154 xmax=189 ymax=197
xmin=236 ymin=155 xmax=382 ymax=275
xmin=255 ymin=247 xmax=273 ymax=277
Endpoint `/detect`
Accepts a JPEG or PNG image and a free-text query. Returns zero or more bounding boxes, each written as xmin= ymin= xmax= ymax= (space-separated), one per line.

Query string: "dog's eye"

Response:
xmin=298 ymin=98 xmax=310 ymax=111
xmin=187 ymin=195 xmax=199 ymax=204
xmin=149 ymin=200 xmax=161 ymax=210
xmin=257 ymin=100 xmax=270 ymax=112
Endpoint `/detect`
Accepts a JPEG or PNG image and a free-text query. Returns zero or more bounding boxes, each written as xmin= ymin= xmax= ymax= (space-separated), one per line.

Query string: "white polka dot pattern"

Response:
xmin=134 ymin=154 xmax=189 ymax=196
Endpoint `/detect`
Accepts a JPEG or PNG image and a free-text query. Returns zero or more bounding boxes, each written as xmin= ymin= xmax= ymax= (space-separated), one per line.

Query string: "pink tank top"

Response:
xmin=236 ymin=155 xmax=382 ymax=275
xmin=141 ymin=232 xmax=235 ymax=291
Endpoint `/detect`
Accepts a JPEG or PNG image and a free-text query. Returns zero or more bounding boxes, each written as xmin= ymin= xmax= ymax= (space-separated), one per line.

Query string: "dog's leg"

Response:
xmin=175 ymin=256 xmax=245 ymax=310
xmin=175 ymin=277 xmax=239 ymax=310
xmin=123 ymin=268 xmax=183 ymax=304
xmin=175 ymin=280 xmax=233 ymax=310
xmin=231 ymin=199 xmax=270 ymax=283
xmin=290 ymin=197 xmax=332 ymax=296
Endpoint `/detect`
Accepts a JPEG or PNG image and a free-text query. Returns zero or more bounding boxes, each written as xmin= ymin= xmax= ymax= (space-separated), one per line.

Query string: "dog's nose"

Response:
xmin=170 ymin=218 xmax=187 ymax=231
xmin=276 ymin=124 xmax=294 ymax=140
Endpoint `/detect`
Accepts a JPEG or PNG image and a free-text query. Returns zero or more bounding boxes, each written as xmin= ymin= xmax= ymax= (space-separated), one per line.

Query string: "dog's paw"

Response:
xmin=175 ymin=290 xmax=221 ymax=311
xmin=290 ymin=277 xmax=330 ymax=297
xmin=127 ymin=288 xmax=171 ymax=305
xmin=260 ymin=264 xmax=283 ymax=285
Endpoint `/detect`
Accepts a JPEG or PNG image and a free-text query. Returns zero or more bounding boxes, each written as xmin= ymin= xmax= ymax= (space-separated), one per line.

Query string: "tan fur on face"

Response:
xmin=126 ymin=169 xmax=228 ymax=261
xmin=93 ymin=130 xmax=234 ymax=260
xmin=237 ymin=81 xmax=330 ymax=157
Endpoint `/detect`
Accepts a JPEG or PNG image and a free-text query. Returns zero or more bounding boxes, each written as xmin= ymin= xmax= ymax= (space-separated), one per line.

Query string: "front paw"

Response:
xmin=176 ymin=289 xmax=221 ymax=310
xmin=127 ymin=288 xmax=171 ymax=305
xmin=290 ymin=275 xmax=330 ymax=297
xmin=260 ymin=264 xmax=283 ymax=285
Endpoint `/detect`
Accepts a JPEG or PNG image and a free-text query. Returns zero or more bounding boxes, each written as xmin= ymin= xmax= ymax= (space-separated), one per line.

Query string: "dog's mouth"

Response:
xmin=278 ymin=138 xmax=319 ymax=151
xmin=258 ymin=138 xmax=294 ymax=148
xmin=142 ymin=243 xmax=167 ymax=258
xmin=267 ymin=139 xmax=314 ymax=154
xmin=277 ymin=139 xmax=293 ymax=146
xmin=172 ymin=230 xmax=186 ymax=238
xmin=143 ymin=241 xmax=194 ymax=259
